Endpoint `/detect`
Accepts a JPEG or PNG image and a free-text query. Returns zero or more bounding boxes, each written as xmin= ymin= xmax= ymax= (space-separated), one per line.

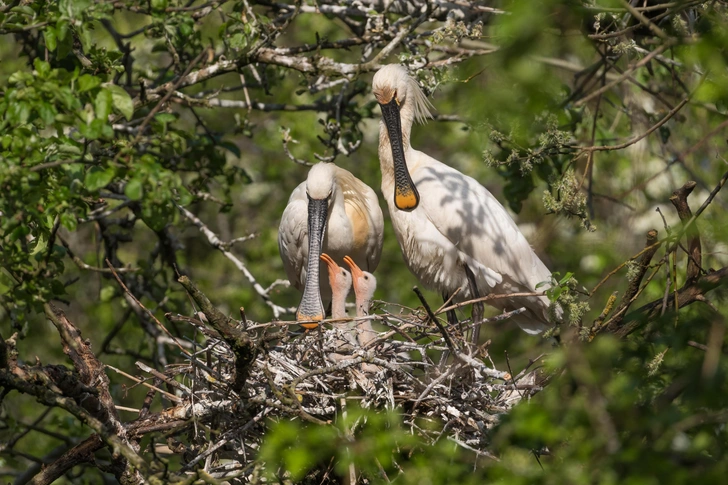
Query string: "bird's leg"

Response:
xmin=443 ymin=292 xmax=459 ymax=328
xmin=439 ymin=292 xmax=458 ymax=370
xmin=464 ymin=264 xmax=483 ymax=347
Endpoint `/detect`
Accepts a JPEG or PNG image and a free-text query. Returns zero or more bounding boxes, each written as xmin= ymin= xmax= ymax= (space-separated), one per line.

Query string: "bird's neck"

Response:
xmin=355 ymin=293 xmax=371 ymax=317
xmin=331 ymin=287 xmax=348 ymax=319
xmin=328 ymin=187 xmax=351 ymax=230
xmin=323 ymin=187 xmax=354 ymax=253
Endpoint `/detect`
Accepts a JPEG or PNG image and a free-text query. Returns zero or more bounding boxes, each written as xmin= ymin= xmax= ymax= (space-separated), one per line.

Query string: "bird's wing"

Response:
xmin=277 ymin=182 xmax=308 ymax=290
xmin=335 ymin=167 xmax=384 ymax=272
xmin=412 ymin=152 xmax=552 ymax=292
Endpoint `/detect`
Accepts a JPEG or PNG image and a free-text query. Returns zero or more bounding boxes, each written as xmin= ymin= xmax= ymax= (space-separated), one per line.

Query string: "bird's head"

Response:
xmin=343 ymin=255 xmax=377 ymax=303
xmin=320 ymin=253 xmax=352 ymax=299
xmin=306 ymin=162 xmax=337 ymax=202
xmin=372 ymin=64 xmax=408 ymax=106
xmin=372 ymin=65 xmax=433 ymax=125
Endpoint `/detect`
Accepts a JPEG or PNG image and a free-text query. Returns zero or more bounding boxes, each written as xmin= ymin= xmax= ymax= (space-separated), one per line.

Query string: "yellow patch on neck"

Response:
xmin=395 ymin=187 xmax=419 ymax=211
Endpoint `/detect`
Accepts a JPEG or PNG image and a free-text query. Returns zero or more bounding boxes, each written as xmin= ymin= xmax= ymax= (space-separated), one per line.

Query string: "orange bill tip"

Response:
xmin=296 ymin=310 xmax=324 ymax=329
xmin=395 ymin=188 xmax=419 ymax=211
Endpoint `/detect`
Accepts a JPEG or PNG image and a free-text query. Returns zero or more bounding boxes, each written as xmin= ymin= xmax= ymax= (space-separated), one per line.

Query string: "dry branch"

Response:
xmin=42 ymin=304 xmax=145 ymax=484
xmin=178 ymin=275 xmax=258 ymax=394
xmin=670 ymin=181 xmax=702 ymax=282
xmin=601 ymin=229 xmax=661 ymax=334
xmin=617 ymin=266 xmax=728 ymax=338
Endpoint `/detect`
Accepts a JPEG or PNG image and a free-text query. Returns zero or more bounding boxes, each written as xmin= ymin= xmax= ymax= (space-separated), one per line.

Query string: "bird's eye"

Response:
xmin=364 ymin=275 xmax=369 ymax=280
xmin=341 ymin=270 xmax=346 ymax=276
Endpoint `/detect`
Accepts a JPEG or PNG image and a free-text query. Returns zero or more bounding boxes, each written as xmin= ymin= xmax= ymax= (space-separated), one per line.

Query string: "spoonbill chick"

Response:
xmin=320 ymin=253 xmax=352 ymax=321
xmin=343 ymin=255 xmax=378 ymax=348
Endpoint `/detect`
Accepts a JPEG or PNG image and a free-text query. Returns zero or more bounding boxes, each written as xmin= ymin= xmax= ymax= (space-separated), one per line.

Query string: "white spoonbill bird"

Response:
xmin=343 ymin=255 xmax=378 ymax=348
xmin=278 ymin=162 xmax=384 ymax=327
xmin=371 ymin=64 xmax=558 ymax=334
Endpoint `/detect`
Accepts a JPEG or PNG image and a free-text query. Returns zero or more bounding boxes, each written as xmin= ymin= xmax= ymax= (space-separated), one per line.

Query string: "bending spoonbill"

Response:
xmin=278 ymin=162 xmax=384 ymax=327
xmin=372 ymin=64 xmax=558 ymax=334
xmin=343 ymin=255 xmax=378 ymax=348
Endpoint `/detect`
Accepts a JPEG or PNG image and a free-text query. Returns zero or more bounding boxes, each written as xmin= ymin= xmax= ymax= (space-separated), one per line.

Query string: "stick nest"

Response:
xmin=140 ymin=302 xmax=544 ymax=481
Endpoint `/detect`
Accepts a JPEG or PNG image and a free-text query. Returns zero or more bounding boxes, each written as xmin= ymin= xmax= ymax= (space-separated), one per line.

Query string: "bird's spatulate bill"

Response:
xmin=296 ymin=196 xmax=328 ymax=328
xmin=380 ymin=98 xmax=419 ymax=211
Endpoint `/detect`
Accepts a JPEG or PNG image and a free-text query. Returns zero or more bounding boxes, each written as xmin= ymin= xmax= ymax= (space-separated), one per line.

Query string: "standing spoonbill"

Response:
xmin=371 ymin=64 xmax=558 ymax=334
xmin=343 ymin=255 xmax=378 ymax=348
xmin=278 ymin=162 xmax=384 ymax=327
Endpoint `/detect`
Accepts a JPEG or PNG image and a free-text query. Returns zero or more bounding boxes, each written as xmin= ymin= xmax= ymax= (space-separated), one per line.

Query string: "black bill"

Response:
xmin=380 ymin=97 xmax=420 ymax=211
xmin=296 ymin=195 xmax=328 ymax=327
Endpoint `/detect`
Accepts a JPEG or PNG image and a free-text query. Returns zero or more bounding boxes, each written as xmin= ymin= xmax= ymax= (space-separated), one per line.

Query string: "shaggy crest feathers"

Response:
xmin=373 ymin=64 xmax=433 ymax=125
xmin=408 ymin=74 xmax=434 ymax=125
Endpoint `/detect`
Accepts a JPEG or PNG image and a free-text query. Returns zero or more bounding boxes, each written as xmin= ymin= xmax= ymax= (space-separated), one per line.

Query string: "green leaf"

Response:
xmin=9 ymin=225 xmax=30 ymax=242
xmin=78 ymin=121 xmax=101 ymax=140
xmin=56 ymin=19 xmax=69 ymax=41
xmin=33 ymin=59 xmax=50 ymax=78
xmin=37 ymin=102 xmax=56 ymax=125
xmin=155 ymin=113 xmax=176 ymax=124
xmin=78 ymin=74 xmax=101 ymax=93
xmin=230 ymin=32 xmax=248 ymax=51
xmin=60 ymin=213 xmax=77 ymax=231
xmin=219 ymin=141 xmax=241 ymax=158
xmin=151 ymin=0 xmax=168 ymax=12
xmin=546 ymin=286 xmax=563 ymax=302
xmin=141 ymin=200 xmax=172 ymax=231
xmin=10 ymin=5 xmax=36 ymax=16
xmin=558 ymin=272 xmax=573 ymax=285
xmin=95 ymin=88 xmax=113 ymax=121
xmin=44 ymin=28 xmax=57 ymax=52
xmin=105 ymin=84 xmax=134 ymax=120
xmin=100 ymin=286 xmax=115 ymax=302
xmin=57 ymin=34 xmax=73 ymax=59
xmin=124 ymin=178 xmax=144 ymax=201
xmin=176 ymin=186 xmax=193 ymax=207
xmin=84 ymin=167 xmax=115 ymax=191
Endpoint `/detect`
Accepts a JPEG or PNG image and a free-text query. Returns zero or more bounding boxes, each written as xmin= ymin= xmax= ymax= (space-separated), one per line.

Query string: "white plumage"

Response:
xmin=278 ymin=162 xmax=384 ymax=323
xmin=372 ymin=64 xmax=558 ymax=334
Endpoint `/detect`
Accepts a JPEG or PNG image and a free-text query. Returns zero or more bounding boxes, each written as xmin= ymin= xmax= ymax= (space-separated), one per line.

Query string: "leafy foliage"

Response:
xmin=1 ymin=0 xmax=728 ymax=483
